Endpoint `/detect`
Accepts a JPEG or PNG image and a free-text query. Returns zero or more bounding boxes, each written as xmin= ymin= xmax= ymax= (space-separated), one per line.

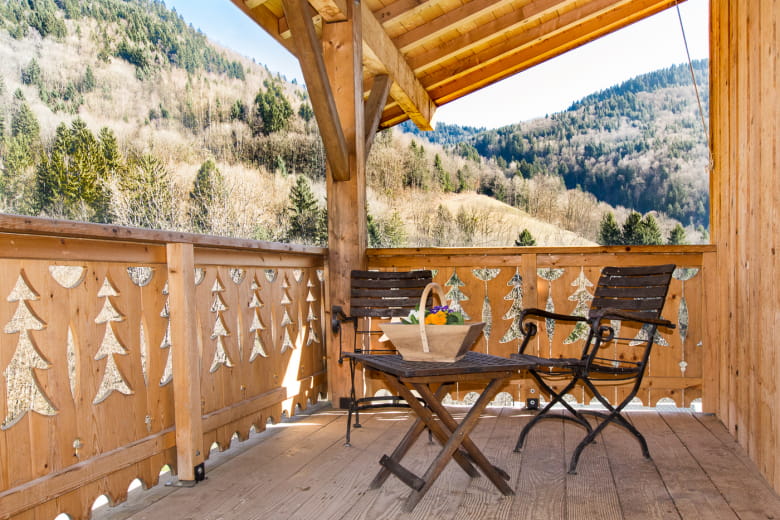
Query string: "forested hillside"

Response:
xmin=404 ymin=61 xmax=710 ymax=228
xmin=0 ymin=0 xmax=707 ymax=247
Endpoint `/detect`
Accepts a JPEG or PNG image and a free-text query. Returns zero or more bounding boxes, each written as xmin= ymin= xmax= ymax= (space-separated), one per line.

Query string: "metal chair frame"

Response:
xmin=512 ymin=264 xmax=676 ymax=473
xmin=332 ymin=270 xmax=433 ymax=446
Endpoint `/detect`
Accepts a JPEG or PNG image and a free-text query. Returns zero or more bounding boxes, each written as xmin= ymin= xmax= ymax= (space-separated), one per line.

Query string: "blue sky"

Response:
xmin=166 ymin=0 xmax=709 ymax=129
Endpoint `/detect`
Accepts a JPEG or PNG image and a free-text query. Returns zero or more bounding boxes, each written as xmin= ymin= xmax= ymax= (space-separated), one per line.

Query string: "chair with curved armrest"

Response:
xmin=512 ymin=264 xmax=676 ymax=473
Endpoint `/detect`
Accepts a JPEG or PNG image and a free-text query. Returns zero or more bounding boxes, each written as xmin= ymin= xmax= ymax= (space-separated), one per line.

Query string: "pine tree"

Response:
xmin=515 ymin=228 xmax=536 ymax=246
xmin=668 ymin=223 xmax=687 ymax=245
xmin=621 ymin=211 xmax=644 ymax=245
xmin=638 ymin=214 xmax=663 ymax=245
xmin=254 ymin=80 xmax=293 ymax=135
xmin=286 ymin=174 xmax=323 ymax=245
xmin=598 ymin=212 xmax=622 ymax=245
xmin=189 ymin=159 xmax=225 ymax=233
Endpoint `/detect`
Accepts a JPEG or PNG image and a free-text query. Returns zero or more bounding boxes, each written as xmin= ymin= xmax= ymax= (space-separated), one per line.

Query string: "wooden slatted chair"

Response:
xmin=512 ymin=264 xmax=676 ymax=473
xmin=332 ymin=270 xmax=433 ymax=446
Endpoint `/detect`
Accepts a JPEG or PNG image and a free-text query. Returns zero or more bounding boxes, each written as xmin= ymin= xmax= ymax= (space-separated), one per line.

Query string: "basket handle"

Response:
xmin=418 ymin=282 xmax=447 ymax=353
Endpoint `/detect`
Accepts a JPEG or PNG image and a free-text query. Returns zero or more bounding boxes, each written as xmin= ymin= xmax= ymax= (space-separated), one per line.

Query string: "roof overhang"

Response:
xmin=231 ymin=0 xmax=686 ymax=130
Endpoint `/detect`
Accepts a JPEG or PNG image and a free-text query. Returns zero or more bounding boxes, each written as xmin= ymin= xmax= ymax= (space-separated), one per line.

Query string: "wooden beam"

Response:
xmin=361 ymin=1 xmax=436 ymax=130
xmin=393 ymin=0 xmax=515 ymax=52
xmin=406 ymin=0 xmax=569 ymax=72
xmin=426 ymin=0 xmax=679 ymax=105
xmin=364 ymin=74 xmax=392 ymax=156
xmin=166 ymin=243 xmax=204 ymax=482
xmin=244 ymin=0 xmax=269 ymax=8
xmin=229 ymin=0 xmax=296 ymax=54
xmin=308 ymin=0 xmax=347 ymax=21
xmin=282 ymin=0 xmax=350 ymax=181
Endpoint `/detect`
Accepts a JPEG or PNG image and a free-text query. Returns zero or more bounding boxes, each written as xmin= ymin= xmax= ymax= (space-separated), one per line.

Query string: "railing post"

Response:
xmin=166 ymin=243 xmax=205 ymax=483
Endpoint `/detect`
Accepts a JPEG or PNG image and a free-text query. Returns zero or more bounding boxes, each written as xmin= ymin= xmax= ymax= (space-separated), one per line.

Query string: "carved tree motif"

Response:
xmin=93 ymin=277 xmax=133 ymax=404
xmin=444 ymin=270 xmax=470 ymax=320
xmin=305 ymin=276 xmax=319 ymax=346
xmin=538 ymin=268 xmax=565 ymax=351
xmin=563 ymin=268 xmax=594 ymax=344
xmin=500 ymin=270 xmax=525 ymax=345
xmin=159 ymin=282 xmax=173 ymax=385
xmin=209 ymin=277 xmax=233 ymax=373
xmin=673 ymin=267 xmax=700 ymax=375
xmin=2 ymin=274 xmax=57 ymax=429
xmin=280 ymin=274 xmax=295 ymax=353
xmin=248 ymin=277 xmax=268 ymax=361
xmin=473 ymin=268 xmax=500 ymax=343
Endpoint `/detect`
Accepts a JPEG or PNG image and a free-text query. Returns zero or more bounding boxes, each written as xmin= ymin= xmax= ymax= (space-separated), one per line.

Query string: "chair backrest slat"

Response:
xmin=588 ymin=264 xmax=675 ymax=320
xmin=349 ymin=270 xmax=433 ymax=319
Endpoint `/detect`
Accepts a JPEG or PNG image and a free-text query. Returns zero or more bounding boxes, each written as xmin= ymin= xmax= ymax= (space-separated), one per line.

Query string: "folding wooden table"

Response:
xmin=345 ymin=351 xmax=532 ymax=512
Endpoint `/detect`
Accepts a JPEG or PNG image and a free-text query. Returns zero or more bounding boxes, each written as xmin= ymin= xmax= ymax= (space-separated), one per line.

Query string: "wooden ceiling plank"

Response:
xmin=421 ymin=0 xmax=657 ymax=88
xmin=393 ymin=0 xmax=515 ymax=52
xmin=361 ymin=1 xmax=436 ymax=130
xmin=282 ymin=0 xmax=350 ymax=180
xmin=364 ymin=74 xmax=392 ymax=154
xmin=373 ymin=0 xmax=433 ymax=24
xmin=429 ymin=0 xmax=680 ymax=105
xmin=229 ymin=0 xmax=297 ymax=53
xmin=407 ymin=0 xmax=572 ymax=72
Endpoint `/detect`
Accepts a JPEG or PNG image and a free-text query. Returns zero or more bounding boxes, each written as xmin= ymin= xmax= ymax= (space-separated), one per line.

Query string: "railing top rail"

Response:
xmin=0 ymin=214 xmax=327 ymax=256
xmin=369 ymin=245 xmax=716 ymax=256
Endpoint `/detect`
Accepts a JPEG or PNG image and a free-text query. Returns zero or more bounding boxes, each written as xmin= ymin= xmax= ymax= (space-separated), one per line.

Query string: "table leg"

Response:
xmin=413 ymin=380 xmax=515 ymax=494
xmin=379 ymin=377 xmax=481 ymax=480
xmin=368 ymin=383 xmax=452 ymax=489
xmin=403 ymin=377 xmax=514 ymax=512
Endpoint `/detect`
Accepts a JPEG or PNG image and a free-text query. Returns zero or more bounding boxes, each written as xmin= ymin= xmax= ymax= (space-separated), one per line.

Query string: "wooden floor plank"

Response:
xmin=511 ymin=412 xmax=568 ymax=520
xmin=92 ymin=404 xmax=342 ymax=520
xmin=666 ymin=412 xmax=780 ymax=518
xmin=601 ymin=411 xmax=681 ymax=519
xmin=564 ymin=414 xmax=623 ymax=520
xmin=631 ymin=411 xmax=738 ymax=519
xmin=89 ymin=406 xmax=780 ymax=520
xmin=451 ymin=407 xmax=528 ymax=520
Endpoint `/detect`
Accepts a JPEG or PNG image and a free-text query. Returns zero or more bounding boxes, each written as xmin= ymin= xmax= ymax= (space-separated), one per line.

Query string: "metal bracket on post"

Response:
xmin=165 ymin=463 xmax=206 ymax=488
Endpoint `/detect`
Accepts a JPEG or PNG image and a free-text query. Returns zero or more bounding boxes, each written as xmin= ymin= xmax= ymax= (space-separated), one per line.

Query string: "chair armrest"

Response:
xmin=591 ymin=308 xmax=676 ymax=330
xmin=520 ymin=308 xmax=589 ymax=323
xmin=517 ymin=308 xmax=589 ymax=354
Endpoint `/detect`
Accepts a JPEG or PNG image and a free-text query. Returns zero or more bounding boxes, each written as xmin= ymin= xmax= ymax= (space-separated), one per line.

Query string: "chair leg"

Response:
xmin=345 ymin=358 xmax=359 ymax=447
xmin=567 ymin=381 xmax=649 ymax=474
xmin=515 ymin=372 xmax=591 ymax=452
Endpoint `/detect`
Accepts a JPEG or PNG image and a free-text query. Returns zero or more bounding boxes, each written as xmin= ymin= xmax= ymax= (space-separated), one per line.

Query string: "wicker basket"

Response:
xmin=379 ymin=282 xmax=485 ymax=362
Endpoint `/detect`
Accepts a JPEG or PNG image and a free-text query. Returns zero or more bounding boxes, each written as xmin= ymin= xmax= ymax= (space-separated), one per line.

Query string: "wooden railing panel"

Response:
xmin=0 ymin=221 xmax=326 ymax=520
xmin=367 ymin=247 xmax=712 ymax=407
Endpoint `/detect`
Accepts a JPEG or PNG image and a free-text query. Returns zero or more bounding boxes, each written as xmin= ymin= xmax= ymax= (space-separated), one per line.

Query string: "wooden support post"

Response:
xmin=166 ymin=243 xmax=205 ymax=482
xmin=322 ymin=0 xmax=367 ymax=403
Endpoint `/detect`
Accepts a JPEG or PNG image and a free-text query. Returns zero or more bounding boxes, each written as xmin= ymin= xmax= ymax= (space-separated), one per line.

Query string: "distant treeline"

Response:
xmin=403 ymin=61 xmax=710 ymax=227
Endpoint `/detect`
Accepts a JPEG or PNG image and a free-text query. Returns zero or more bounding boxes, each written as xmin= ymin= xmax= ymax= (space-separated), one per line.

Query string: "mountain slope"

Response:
xmin=403 ymin=61 xmax=710 ymax=227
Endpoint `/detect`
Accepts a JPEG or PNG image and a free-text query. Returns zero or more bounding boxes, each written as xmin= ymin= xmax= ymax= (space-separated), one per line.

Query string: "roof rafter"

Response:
xmin=405 ymin=0 xmax=570 ymax=73
xmin=281 ymin=0 xmax=350 ymax=180
xmin=393 ymin=0 xmax=516 ymax=53
xmin=429 ymin=0 xmax=679 ymax=104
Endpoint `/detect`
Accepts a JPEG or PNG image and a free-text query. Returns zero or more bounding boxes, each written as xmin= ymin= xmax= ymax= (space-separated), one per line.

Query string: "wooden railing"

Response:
xmin=367 ymin=245 xmax=716 ymax=408
xmin=0 ymin=216 xmax=328 ymax=520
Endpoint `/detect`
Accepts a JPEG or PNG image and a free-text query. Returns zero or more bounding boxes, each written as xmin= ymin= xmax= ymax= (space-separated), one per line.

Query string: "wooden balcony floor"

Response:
xmin=93 ymin=404 xmax=780 ymax=520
